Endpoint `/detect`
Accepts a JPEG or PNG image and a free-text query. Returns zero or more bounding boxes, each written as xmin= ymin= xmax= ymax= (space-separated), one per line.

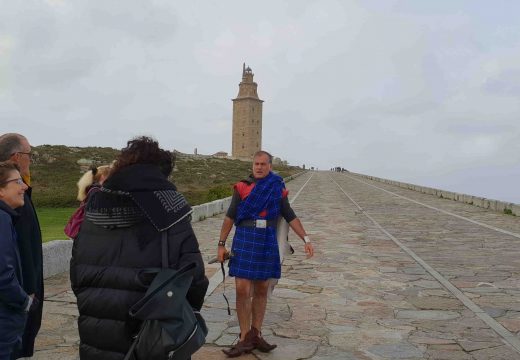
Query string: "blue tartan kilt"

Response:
xmin=229 ymin=226 xmax=281 ymax=280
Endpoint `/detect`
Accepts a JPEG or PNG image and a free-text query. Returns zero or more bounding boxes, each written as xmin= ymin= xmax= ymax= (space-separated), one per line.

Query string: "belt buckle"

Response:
xmin=255 ymin=219 xmax=267 ymax=228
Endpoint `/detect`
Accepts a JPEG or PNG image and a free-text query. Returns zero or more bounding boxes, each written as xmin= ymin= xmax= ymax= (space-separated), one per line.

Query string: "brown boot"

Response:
xmin=222 ymin=335 xmax=255 ymax=358
xmin=248 ymin=327 xmax=277 ymax=353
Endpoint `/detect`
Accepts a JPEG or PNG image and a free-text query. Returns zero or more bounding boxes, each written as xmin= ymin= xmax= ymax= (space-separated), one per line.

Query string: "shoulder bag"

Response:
xmin=124 ymin=232 xmax=208 ymax=360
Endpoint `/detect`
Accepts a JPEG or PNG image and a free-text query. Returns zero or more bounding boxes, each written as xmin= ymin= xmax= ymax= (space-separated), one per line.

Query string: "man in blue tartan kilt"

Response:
xmin=217 ymin=151 xmax=314 ymax=358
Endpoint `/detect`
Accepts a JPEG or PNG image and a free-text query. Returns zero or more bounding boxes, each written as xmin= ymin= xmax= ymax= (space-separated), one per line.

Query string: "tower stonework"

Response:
xmin=232 ymin=63 xmax=263 ymax=160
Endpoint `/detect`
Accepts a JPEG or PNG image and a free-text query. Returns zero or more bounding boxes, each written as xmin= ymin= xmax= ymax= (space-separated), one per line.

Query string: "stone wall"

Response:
xmin=352 ymin=172 xmax=519 ymax=217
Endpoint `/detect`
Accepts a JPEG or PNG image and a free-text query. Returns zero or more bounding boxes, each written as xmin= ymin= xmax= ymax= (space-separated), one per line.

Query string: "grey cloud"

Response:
xmin=0 ymin=1 xmax=519 ymax=202
xmin=83 ymin=1 xmax=177 ymax=43
xmin=438 ymin=123 xmax=517 ymax=136
xmin=484 ymin=69 xmax=520 ymax=96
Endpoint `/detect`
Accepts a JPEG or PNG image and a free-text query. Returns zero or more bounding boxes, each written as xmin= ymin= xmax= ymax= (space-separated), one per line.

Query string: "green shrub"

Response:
xmin=504 ymin=209 xmax=514 ymax=215
xmin=206 ymin=185 xmax=233 ymax=202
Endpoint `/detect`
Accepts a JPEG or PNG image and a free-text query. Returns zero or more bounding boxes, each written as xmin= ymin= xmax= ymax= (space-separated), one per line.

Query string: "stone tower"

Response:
xmin=232 ymin=63 xmax=263 ymax=160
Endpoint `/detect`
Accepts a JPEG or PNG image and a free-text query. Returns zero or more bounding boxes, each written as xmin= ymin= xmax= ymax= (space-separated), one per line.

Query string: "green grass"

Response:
xmin=36 ymin=207 xmax=76 ymax=242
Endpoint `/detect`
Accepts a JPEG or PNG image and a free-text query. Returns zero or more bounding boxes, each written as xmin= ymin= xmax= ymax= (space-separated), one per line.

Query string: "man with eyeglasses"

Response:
xmin=0 ymin=133 xmax=43 ymax=359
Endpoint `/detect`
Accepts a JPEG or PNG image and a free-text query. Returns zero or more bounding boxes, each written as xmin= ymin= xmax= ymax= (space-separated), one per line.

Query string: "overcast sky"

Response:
xmin=1 ymin=1 xmax=519 ymax=203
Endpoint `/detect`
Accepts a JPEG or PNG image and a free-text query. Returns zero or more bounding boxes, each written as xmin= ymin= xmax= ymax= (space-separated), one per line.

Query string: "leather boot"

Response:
xmin=222 ymin=334 xmax=255 ymax=358
xmin=249 ymin=327 xmax=277 ymax=353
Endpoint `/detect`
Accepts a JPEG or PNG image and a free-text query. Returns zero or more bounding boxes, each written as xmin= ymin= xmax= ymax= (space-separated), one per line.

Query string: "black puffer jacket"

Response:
xmin=70 ymin=165 xmax=208 ymax=360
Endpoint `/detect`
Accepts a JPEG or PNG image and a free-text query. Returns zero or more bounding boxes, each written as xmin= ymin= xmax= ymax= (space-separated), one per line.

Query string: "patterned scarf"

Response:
xmin=89 ymin=164 xmax=192 ymax=231
xmin=236 ymin=171 xmax=284 ymax=224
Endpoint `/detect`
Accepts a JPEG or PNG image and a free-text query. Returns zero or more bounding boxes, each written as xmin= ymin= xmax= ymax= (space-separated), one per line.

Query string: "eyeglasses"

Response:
xmin=1 ymin=178 xmax=24 ymax=186
xmin=10 ymin=151 xmax=33 ymax=162
xmin=16 ymin=152 xmax=32 ymax=158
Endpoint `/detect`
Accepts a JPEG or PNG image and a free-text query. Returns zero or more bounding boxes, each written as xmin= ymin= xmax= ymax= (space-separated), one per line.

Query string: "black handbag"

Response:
xmin=124 ymin=232 xmax=208 ymax=360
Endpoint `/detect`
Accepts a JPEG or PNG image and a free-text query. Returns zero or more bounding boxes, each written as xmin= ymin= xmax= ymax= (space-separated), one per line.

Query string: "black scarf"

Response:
xmin=0 ymin=200 xmax=20 ymax=220
xmin=93 ymin=164 xmax=192 ymax=231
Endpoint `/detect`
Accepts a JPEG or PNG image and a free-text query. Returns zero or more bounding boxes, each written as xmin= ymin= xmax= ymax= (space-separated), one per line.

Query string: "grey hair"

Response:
xmin=253 ymin=150 xmax=273 ymax=164
xmin=0 ymin=133 xmax=26 ymax=161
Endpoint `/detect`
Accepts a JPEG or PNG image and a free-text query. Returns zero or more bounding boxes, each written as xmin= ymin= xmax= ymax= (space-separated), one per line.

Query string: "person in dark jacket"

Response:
xmin=0 ymin=162 xmax=33 ymax=360
xmin=70 ymin=136 xmax=208 ymax=360
xmin=0 ymin=133 xmax=43 ymax=359
xmin=64 ymin=165 xmax=111 ymax=239
xmin=75 ymin=165 xmax=111 ymax=203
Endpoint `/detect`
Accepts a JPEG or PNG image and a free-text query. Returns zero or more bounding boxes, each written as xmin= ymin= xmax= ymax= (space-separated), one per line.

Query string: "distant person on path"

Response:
xmin=64 ymin=165 xmax=111 ymax=239
xmin=0 ymin=162 xmax=35 ymax=360
xmin=70 ymin=136 xmax=208 ymax=359
xmin=0 ymin=133 xmax=43 ymax=359
xmin=217 ymin=150 xmax=314 ymax=357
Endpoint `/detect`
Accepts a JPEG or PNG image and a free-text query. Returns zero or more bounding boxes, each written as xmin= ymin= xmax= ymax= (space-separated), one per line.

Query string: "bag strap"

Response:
xmin=86 ymin=185 xmax=101 ymax=197
xmin=221 ymin=262 xmax=231 ymax=315
xmin=123 ymin=325 xmax=144 ymax=360
xmin=125 ymin=230 xmax=168 ymax=360
xmin=161 ymin=231 xmax=168 ymax=269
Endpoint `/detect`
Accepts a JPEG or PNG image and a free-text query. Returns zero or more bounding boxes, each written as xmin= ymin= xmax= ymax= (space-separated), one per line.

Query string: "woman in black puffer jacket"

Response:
xmin=70 ymin=137 xmax=208 ymax=360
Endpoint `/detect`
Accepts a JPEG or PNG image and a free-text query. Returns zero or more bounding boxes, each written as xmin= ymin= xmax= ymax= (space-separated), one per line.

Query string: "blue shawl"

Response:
xmin=235 ymin=172 xmax=284 ymax=224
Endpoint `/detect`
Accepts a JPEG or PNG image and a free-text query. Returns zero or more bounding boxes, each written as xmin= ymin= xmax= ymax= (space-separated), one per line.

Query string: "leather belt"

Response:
xmin=237 ymin=219 xmax=277 ymax=228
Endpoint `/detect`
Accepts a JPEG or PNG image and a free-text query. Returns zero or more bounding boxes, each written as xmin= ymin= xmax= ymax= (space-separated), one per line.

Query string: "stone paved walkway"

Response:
xmin=34 ymin=172 xmax=520 ymax=359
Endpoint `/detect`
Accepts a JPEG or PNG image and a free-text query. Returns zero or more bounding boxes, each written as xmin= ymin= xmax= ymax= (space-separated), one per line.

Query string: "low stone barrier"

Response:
xmin=42 ymin=240 xmax=73 ymax=279
xmin=42 ymin=170 xmax=308 ymax=279
xmin=352 ymin=172 xmax=519 ymax=217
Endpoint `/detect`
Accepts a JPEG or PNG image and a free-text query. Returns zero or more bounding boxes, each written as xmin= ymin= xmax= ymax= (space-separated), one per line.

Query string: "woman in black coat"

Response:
xmin=70 ymin=137 xmax=208 ymax=360
xmin=0 ymin=162 xmax=32 ymax=360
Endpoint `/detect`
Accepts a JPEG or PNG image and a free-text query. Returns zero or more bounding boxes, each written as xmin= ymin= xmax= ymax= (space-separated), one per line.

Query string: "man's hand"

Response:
xmin=30 ymin=295 xmax=40 ymax=312
xmin=25 ymin=294 xmax=39 ymax=313
xmin=304 ymin=243 xmax=314 ymax=258
xmin=217 ymin=245 xmax=230 ymax=263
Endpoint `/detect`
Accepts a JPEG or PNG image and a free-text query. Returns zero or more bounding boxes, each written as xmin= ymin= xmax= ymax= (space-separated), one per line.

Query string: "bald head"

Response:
xmin=0 ymin=133 xmax=31 ymax=177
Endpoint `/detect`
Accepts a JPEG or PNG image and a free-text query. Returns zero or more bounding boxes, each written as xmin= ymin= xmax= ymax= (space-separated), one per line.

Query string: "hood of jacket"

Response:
xmin=86 ymin=164 xmax=192 ymax=231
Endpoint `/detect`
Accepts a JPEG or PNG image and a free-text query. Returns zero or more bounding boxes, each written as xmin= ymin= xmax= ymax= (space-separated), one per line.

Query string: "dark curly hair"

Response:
xmin=111 ymin=136 xmax=175 ymax=176
xmin=158 ymin=149 xmax=175 ymax=177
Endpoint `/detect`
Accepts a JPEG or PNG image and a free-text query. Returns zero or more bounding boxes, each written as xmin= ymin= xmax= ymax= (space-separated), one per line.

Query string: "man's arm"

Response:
xmin=217 ymin=216 xmax=234 ymax=262
xmin=219 ymin=216 xmax=234 ymax=243
xmin=281 ymin=195 xmax=314 ymax=258
xmin=217 ymin=189 xmax=241 ymax=262
xmin=288 ymin=218 xmax=314 ymax=258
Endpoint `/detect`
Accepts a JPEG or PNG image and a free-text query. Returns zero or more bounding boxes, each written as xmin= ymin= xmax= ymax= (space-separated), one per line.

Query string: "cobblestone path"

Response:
xmin=34 ymin=172 xmax=520 ymax=359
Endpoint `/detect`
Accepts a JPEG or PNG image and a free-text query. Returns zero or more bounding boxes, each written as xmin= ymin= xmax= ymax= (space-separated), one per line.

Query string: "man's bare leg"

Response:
xmin=249 ymin=280 xmax=277 ymax=352
xmin=235 ymin=277 xmax=252 ymax=340
xmin=222 ymin=278 xmax=256 ymax=357
xmin=251 ymin=280 xmax=269 ymax=331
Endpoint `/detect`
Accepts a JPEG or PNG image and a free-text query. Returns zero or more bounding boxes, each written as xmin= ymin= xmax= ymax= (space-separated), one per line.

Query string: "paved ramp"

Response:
xmin=35 ymin=172 xmax=520 ymax=359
